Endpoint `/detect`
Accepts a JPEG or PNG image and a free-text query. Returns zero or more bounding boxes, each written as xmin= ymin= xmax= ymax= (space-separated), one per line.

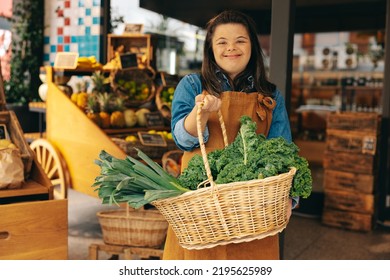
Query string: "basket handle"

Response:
xmin=196 ymin=102 xmax=228 ymax=189
xmin=197 ymin=102 xmax=232 ymax=236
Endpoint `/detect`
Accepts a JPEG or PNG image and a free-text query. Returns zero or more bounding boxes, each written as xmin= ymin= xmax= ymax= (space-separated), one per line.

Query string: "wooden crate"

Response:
xmin=324 ymin=189 xmax=375 ymax=214
xmin=326 ymin=129 xmax=378 ymax=155
xmin=322 ymin=208 xmax=373 ymax=232
xmin=0 ymin=157 xmax=68 ymax=259
xmin=0 ymin=110 xmax=34 ymax=178
xmin=0 ymin=68 xmax=34 ymax=178
xmin=323 ymin=169 xmax=375 ymax=194
xmin=323 ymin=150 xmax=376 ymax=175
xmin=89 ymin=243 xmax=163 ymax=260
xmin=326 ymin=112 xmax=380 ymax=134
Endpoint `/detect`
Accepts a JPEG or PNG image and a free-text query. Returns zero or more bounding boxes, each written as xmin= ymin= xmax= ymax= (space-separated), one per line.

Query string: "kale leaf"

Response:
xmin=178 ymin=115 xmax=312 ymax=199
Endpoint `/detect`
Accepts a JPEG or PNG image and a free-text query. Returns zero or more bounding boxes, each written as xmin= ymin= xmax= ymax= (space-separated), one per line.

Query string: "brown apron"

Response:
xmin=163 ymin=91 xmax=277 ymax=260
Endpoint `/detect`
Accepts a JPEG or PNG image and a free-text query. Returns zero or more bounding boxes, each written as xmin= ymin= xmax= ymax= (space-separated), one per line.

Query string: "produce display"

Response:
xmin=93 ymin=116 xmax=313 ymax=209
xmin=76 ymin=56 xmax=103 ymax=70
xmin=116 ymin=79 xmax=150 ymax=101
xmin=159 ymin=86 xmax=175 ymax=109
xmin=124 ymin=130 xmax=173 ymax=143
xmin=68 ymin=71 xmax=156 ymax=129
xmin=112 ymin=70 xmax=154 ymax=105
xmin=156 ymin=85 xmax=176 ymax=120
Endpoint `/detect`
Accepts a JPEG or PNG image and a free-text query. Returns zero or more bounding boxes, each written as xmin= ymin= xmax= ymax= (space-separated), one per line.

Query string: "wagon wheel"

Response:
xmin=30 ymin=139 xmax=69 ymax=199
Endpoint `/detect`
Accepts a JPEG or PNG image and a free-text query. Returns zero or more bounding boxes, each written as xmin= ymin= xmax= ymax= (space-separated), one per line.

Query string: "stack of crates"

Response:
xmin=322 ymin=112 xmax=380 ymax=232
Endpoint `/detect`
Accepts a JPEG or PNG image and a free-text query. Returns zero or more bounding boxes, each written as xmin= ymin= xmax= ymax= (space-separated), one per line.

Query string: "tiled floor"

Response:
xmin=67 ymin=188 xmax=390 ymax=260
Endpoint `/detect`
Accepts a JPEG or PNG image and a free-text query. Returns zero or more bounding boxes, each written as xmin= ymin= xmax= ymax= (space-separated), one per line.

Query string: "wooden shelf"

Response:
xmin=0 ymin=180 xmax=49 ymax=199
xmin=104 ymin=126 xmax=170 ymax=135
xmin=344 ymin=86 xmax=383 ymax=91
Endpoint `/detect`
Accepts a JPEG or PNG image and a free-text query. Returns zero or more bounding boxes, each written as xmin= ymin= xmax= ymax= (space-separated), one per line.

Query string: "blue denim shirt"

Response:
xmin=171 ymin=73 xmax=292 ymax=151
xmin=171 ymin=73 xmax=299 ymax=208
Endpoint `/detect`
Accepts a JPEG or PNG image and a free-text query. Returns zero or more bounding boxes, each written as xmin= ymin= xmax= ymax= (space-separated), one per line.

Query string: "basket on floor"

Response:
xmin=97 ymin=206 xmax=168 ymax=248
xmin=152 ymin=105 xmax=296 ymax=250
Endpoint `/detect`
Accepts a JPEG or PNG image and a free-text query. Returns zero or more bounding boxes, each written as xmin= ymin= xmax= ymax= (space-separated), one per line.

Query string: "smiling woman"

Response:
xmin=166 ymin=10 xmax=295 ymax=260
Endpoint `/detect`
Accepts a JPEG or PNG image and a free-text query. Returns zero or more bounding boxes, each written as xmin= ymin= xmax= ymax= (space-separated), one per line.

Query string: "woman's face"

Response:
xmin=212 ymin=23 xmax=251 ymax=80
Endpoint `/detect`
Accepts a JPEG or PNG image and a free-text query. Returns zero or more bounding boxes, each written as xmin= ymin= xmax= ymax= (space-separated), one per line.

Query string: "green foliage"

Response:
xmin=178 ymin=116 xmax=313 ymax=199
xmin=92 ymin=149 xmax=190 ymax=209
xmin=4 ymin=0 xmax=43 ymax=105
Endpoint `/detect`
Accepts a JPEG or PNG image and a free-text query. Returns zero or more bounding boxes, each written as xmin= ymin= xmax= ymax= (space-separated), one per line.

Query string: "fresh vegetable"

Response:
xmin=92 ymin=148 xmax=190 ymax=209
xmin=110 ymin=111 xmax=126 ymax=128
xmin=93 ymin=115 xmax=312 ymax=210
xmin=135 ymin=108 xmax=150 ymax=126
xmin=178 ymin=116 xmax=312 ymax=198
xmin=123 ymin=109 xmax=138 ymax=127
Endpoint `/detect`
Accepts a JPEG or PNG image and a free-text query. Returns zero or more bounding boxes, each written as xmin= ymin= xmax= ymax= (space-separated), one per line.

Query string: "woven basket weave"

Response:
xmin=97 ymin=207 xmax=168 ymax=248
xmin=152 ymin=104 xmax=296 ymax=250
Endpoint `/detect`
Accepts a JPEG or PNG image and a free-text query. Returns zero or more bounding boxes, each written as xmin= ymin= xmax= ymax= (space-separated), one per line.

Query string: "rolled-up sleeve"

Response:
xmin=171 ymin=74 xmax=207 ymax=151
xmin=267 ymin=90 xmax=292 ymax=143
xmin=173 ymin=118 xmax=209 ymax=151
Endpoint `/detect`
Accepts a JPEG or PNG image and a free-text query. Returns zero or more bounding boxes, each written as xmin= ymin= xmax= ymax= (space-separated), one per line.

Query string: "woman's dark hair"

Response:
xmin=201 ymin=10 xmax=276 ymax=96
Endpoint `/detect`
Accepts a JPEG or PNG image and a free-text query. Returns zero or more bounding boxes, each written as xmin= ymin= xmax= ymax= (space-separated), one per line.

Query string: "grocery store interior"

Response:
xmin=1 ymin=0 xmax=390 ymax=260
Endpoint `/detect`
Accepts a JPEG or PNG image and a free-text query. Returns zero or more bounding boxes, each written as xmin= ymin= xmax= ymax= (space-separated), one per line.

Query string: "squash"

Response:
xmin=123 ymin=109 xmax=138 ymax=127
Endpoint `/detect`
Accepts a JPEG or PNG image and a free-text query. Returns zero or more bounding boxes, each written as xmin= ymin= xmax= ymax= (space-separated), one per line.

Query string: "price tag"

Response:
xmin=123 ymin=23 xmax=143 ymax=34
xmin=145 ymin=112 xmax=165 ymax=128
xmin=119 ymin=53 xmax=138 ymax=70
xmin=137 ymin=132 xmax=167 ymax=147
xmin=54 ymin=52 xmax=79 ymax=69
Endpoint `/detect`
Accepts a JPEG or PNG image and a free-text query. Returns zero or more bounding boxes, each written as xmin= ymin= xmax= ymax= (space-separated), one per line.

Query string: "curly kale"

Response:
xmin=178 ymin=149 xmax=223 ymax=190
xmin=177 ymin=115 xmax=312 ymax=199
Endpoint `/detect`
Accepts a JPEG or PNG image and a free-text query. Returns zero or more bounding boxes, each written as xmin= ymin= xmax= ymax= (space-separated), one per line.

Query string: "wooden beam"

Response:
xmin=378 ymin=0 xmax=390 ymax=221
xmin=269 ymin=0 xmax=296 ymax=260
xmin=383 ymin=0 xmax=390 ymax=120
xmin=269 ymin=0 xmax=296 ymax=116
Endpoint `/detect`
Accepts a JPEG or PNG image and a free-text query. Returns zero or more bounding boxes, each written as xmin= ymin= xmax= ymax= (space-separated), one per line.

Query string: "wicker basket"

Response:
xmin=97 ymin=206 xmax=168 ymax=248
xmin=111 ymin=136 xmax=178 ymax=159
xmin=162 ymin=149 xmax=183 ymax=177
xmin=111 ymin=68 xmax=156 ymax=108
xmin=152 ymin=106 xmax=296 ymax=250
xmin=155 ymin=85 xmax=172 ymax=120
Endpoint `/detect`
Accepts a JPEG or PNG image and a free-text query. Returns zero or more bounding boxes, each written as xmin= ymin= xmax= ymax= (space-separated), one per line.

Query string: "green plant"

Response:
xmin=4 ymin=0 xmax=44 ymax=105
xmin=178 ymin=116 xmax=313 ymax=199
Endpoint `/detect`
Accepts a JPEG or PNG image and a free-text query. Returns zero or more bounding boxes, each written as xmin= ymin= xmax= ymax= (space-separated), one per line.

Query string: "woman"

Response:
xmin=164 ymin=10 xmax=296 ymax=260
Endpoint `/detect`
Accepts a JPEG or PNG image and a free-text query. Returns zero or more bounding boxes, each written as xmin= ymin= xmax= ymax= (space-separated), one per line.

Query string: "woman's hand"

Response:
xmin=183 ymin=92 xmax=221 ymax=138
xmin=195 ymin=94 xmax=221 ymax=113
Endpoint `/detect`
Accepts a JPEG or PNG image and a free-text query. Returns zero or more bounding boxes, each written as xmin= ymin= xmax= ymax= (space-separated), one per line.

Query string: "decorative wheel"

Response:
xmin=30 ymin=139 xmax=69 ymax=199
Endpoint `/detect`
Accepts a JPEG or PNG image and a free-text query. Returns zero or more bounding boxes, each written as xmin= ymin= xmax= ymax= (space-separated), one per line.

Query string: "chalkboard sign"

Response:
xmin=137 ymin=132 xmax=167 ymax=147
xmin=0 ymin=124 xmax=9 ymax=140
xmin=120 ymin=53 xmax=138 ymax=70
xmin=145 ymin=112 xmax=165 ymax=128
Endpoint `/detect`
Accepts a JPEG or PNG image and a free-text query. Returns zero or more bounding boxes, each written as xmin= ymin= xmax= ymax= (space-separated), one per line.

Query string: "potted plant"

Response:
xmin=4 ymin=0 xmax=44 ymax=132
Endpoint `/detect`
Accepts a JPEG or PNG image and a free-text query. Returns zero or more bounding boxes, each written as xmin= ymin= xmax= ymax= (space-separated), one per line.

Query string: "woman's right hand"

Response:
xmin=195 ymin=94 xmax=221 ymax=113
xmin=183 ymin=93 xmax=221 ymax=138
